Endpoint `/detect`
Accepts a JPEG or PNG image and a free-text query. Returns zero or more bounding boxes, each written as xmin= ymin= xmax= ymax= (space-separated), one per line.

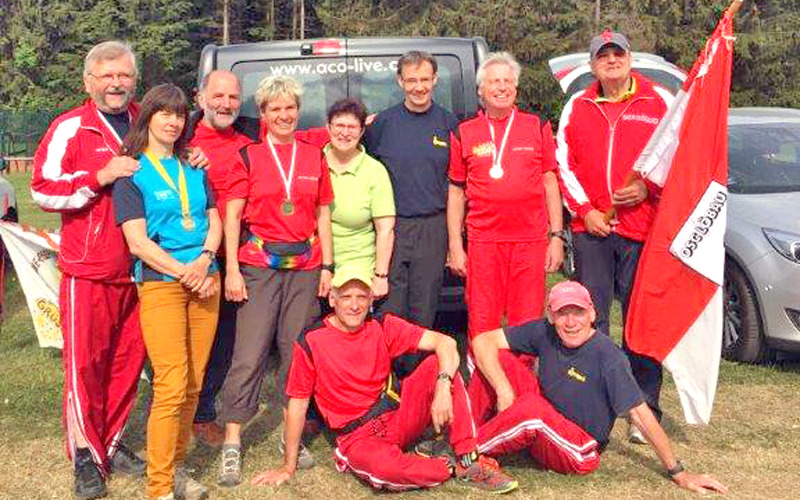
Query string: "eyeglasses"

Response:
xmin=330 ymin=122 xmax=362 ymax=133
xmin=89 ymin=72 xmax=136 ymax=84
xmin=401 ymin=77 xmax=434 ymax=86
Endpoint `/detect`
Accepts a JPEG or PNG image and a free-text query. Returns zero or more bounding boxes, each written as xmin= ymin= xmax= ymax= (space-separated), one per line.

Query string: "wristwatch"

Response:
xmin=321 ymin=263 xmax=335 ymax=273
xmin=666 ymin=460 xmax=685 ymax=479
xmin=375 ymin=272 xmax=389 ymax=279
xmin=437 ymin=372 xmax=453 ymax=383
xmin=200 ymin=249 xmax=216 ymax=261
xmin=549 ymin=230 xmax=568 ymax=243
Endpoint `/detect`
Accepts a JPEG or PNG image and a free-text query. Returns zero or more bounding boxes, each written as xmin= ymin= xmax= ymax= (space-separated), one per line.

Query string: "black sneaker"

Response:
xmin=74 ymin=449 xmax=107 ymax=499
xmin=110 ymin=444 xmax=147 ymax=477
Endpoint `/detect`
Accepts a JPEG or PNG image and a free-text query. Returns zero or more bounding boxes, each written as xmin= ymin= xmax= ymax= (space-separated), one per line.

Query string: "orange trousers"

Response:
xmin=138 ymin=277 xmax=220 ymax=499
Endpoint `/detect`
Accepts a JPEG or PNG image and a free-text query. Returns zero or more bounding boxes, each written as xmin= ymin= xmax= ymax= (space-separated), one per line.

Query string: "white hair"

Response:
xmin=83 ymin=40 xmax=137 ymax=78
xmin=254 ymin=76 xmax=303 ymax=111
xmin=476 ymin=51 xmax=522 ymax=90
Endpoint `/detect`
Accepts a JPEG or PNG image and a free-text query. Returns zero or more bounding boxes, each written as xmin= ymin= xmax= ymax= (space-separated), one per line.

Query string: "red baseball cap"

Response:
xmin=548 ymin=281 xmax=593 ymax=312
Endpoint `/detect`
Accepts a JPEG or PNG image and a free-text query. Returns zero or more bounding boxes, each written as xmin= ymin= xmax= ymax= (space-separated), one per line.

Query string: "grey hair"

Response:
xmin=83 ymin=41 xmax=137 ymax=78
xmin=254 ymin=76 xmax=303 ymax=112
xmin=476 ymin=51 xmax=522 ymax=89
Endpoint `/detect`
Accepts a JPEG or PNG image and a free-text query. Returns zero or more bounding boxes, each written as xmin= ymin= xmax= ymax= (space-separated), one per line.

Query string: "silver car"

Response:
xmin=549 ymin=56 xmax=800 ymax=363
xmin=724 ymin=108 xmax=800 ymax=362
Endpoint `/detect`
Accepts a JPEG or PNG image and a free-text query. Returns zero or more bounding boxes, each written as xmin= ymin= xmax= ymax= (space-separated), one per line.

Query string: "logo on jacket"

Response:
xmin=154 ymin=190 xmax=174 ymax=201
xmin=621 ymin=114 xmax=660 ymax=125
xmin=432 ymin=135 xmax=448 ymax=148
xmin=94 ymin=147 xmax=111 ymax=153
xmin=472 ymin=142 xmax=493 ymax=157
xmin=567 ymin=366 xmax=587 ymax=383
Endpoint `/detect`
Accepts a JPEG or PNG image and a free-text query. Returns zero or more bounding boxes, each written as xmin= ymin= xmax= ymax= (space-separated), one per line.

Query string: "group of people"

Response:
xmin=31 ymin=30 xmax=728 ymax=500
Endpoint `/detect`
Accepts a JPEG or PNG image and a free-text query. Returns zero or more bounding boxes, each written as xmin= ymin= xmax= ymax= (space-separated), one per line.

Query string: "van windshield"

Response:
xmin=234 ymin=55 xmax=463 ymax=129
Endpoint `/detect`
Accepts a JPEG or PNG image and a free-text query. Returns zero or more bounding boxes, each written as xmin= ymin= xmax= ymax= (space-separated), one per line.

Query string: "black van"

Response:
xmin=197 ymin=37 xmax=489 ymax=317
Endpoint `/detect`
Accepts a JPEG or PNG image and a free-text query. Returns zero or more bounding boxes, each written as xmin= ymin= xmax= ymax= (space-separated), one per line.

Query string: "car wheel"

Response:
xmin=722 ymin=261 xmax=767 ymax=363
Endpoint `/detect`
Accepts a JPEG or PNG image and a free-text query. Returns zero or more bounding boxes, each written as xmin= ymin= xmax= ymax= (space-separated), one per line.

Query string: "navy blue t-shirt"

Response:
xmin=505 ymin=320 xmax=644 ymax=445
xmin=364 ymin=102 xmax=458 ymax=217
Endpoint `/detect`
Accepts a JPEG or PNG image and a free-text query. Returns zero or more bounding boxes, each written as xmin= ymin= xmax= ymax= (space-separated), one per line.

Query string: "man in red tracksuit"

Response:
xmin=250 ymin=269 xmax=518 ymax=494
xmin=31 ymin=41 xmax=147 ymax=499
xmin=555 ymin=31 xmax=674 ymax=440
xmin=469 ymin=281 xmax=728 ymax=494
xmin=447 ymin=51 xmax=565 ymax=346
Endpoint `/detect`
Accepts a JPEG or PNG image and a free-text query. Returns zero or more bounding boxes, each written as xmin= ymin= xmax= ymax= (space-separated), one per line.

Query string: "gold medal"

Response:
xmin=182 ymin=215 xmax=196 ymax=231
xmin=281 ymin=200 xmax=295 ymax=216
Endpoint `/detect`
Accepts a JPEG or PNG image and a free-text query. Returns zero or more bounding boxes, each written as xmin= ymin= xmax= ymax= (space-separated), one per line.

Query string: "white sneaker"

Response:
xmin=628 ymin=422 xmax=647 ymax=445
xmin=174 ymin=467 xmax=208 ymax=500
xmin=279 ymin=437 xmax=315 ymax=470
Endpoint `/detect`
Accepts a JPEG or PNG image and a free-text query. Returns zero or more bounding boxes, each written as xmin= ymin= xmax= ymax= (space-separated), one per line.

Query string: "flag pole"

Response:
xmin=603 ymin=0 xmax=745 ymax=225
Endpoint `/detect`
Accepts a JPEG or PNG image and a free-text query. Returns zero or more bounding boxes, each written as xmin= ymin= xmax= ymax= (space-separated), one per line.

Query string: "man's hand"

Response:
xmin=97 ymin=156 xmax=139 ymax=186
xmin=612 ymin=179 xmax=648 ymax=207
xmin=318 ymin=268 xmax=332 ymax=297
xmin=672 ymin=471 xmax=728 ymax=495
xmin=225 ymin=269 xmax=248 ymax=302
xmin=496 ymin=385 xmax=516 ymax=413
xmin=544 ymin=237 xmax=564 ymax=273
xmin=584 ymin=209 xmax=612 ymax=237
xmin=446 ymin=247 xmax=467 ymax=278
xmin=187 ymin=147 xmax=210 ymax=169
xmin=251 ymin=466 xmax=294 ymax=487
xmin=180 ymin=257 xmax=210 ymax=292
xmin=430 ymin=381 xmax=454 ymax=433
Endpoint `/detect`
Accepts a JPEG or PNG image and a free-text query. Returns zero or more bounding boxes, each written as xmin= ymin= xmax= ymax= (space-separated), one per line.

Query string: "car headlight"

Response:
xmin=762 ymin=228 xmax=800 ymax=263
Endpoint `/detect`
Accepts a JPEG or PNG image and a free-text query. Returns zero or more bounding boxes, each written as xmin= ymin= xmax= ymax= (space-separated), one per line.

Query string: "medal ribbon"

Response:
xmin=145 ymin=151 xmax=192 ymax=226
xmin=266 ymin=136 xmax=297 ymax=202
xmin=487 ymin=109 xmax=516 ymax=173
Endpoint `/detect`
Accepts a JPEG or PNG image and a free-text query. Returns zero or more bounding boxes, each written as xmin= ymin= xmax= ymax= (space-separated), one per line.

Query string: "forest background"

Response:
xmin=1 ymin=0 xmax=798 ymax=133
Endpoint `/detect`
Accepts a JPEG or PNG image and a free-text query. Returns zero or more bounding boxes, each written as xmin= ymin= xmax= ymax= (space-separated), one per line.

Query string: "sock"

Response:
xmin=457 ymin=450 xmax=478 ymax=469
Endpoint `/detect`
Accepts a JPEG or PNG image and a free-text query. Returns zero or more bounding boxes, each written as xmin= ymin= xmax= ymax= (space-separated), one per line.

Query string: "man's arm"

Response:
xmin=417 ymin=330 xmax=459 ymax=433
xmin=251 ymin=397 xmax=310 ymax=486
xmin=628 ymin=403 xmax=728 ymax=494
xmin=446 ymin=183 xmax=467 ymax=277
xmin=471 ymin=329 xmax=516 ymax=412
xmin=542 ymin=170 xmax=564 ymax=273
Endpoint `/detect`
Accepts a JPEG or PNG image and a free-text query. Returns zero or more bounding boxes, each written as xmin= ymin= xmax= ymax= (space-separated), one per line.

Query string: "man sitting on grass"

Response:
xmin=251 ymin=269 xmax=518 ymax=493
xmin=468 ymin=281 xmax=728 ymax=494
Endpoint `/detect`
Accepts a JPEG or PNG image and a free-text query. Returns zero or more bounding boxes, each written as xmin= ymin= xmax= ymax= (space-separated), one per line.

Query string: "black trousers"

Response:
xmin=574 ymin=232 xmax=663 ymax=420
xmin=194 ymin=295 xmax=237 ymax=423
xmin=378 ymin=212 xmax=447 ymax=328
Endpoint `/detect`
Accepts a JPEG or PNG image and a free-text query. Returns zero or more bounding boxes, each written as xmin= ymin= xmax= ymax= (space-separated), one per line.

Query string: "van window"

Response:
xmin=233 ymin=55 xmax=464 ymax=128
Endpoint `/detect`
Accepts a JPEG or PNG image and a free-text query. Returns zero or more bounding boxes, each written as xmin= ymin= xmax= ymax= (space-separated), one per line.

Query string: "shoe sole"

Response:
xmin=459 ymin=478 xmax=519 ymax=495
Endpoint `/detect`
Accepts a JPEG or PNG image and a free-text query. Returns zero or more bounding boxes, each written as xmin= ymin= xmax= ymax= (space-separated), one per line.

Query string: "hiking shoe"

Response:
xmin=414 ymin=438 xmax=456 ymax=464
xmin=174 ymin=467 xmax=208 ymax=500
xmin=279 ymin=437 xmax=315 ymax=470
xmin=74 ymin=449 xmax=107 ymax=499
xmin=455 ymin=455 xmax=518 ymax=494
xmin=193 ymin=421 xmax=225 ymax=448
xmin=218 ymin=444 xmax=242 ymax=487
xmin=109 ymin=444 xmax=146 ymax=477
xmin=628 ymin=422 xmax=647 ymax=445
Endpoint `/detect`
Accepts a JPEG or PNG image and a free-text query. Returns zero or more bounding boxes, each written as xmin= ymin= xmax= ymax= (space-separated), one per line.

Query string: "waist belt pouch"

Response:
xmin=263 ymin=241 xmax=311 ymax=256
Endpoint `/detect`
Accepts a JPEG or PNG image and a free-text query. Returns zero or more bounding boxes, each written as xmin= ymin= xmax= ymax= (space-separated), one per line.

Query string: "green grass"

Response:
xmin=1 ymin=171 xmax=800 ymax=499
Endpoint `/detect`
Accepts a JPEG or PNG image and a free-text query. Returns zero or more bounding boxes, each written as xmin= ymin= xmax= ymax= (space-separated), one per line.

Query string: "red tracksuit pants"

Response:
xmin=333 ymin=356 xmax=477 ymax=490
xmin=469 ymin=350 xmax=600 ymax=474
xmin=61 ymin=276 xmax=146 ymax=473
xmin=466 ymin=240 xmax=547 ymax=338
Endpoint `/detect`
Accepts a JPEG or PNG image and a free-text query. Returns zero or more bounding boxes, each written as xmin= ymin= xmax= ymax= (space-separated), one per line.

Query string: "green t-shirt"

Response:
xmin=326 ymin=146 xmax=395 ymax=277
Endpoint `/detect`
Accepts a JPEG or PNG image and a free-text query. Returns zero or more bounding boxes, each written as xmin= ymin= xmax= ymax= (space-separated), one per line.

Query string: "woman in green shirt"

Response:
xmin=324 ymin=99 xmax=395 ymax=297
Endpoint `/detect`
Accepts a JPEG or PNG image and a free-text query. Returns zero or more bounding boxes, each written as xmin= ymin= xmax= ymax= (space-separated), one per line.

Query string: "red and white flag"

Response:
xmin=625 ymin=7 xmax=736 ymax=424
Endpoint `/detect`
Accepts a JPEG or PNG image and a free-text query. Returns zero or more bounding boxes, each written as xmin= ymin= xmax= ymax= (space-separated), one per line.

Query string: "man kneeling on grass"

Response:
xmin=468 ymin=281 xmax=728 ymax=494
xmin=251 ymin=269 xmax=518 ymax=493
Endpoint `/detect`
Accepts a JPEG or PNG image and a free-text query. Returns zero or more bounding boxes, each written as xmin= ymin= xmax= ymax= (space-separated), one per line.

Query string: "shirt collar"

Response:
xmin=595 ymin=76 xmax=637 ymax=103
xmin=324 ymin=144 xmax=367 ymax=175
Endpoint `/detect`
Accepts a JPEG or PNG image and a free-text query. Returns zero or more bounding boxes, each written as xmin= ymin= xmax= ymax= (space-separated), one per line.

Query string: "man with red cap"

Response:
xmin=468 ymin=281 xmax=727 ymax=494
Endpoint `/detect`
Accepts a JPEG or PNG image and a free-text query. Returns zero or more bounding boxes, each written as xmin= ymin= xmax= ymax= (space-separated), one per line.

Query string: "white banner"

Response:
xmin=668 ymin=181 xmax=728 ymax=286
xmin=0 ymin=221 xmax=63 ymax=348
